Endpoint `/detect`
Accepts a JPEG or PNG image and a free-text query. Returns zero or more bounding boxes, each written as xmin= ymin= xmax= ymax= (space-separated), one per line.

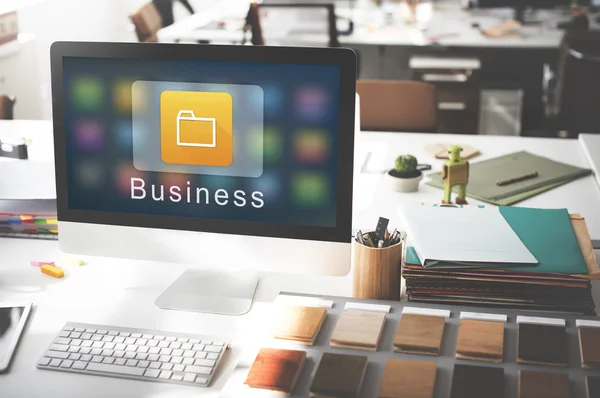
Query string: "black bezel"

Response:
xmin=51 ymin=41 xmax=356 ymax=243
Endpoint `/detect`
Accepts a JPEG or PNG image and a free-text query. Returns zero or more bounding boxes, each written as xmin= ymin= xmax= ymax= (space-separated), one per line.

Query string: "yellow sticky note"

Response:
xmin=41 ymin=264 xmax=64 ymax=278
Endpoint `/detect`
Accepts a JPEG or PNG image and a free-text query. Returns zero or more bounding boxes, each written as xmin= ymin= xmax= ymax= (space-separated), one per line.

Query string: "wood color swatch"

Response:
xmin=517 ymin=323 xmax=568 ymax=366
xmin=456 ymin=319 xmax=505 ymax=363
xmin=309 ymin=352 xmax=368 ymax=398
xmin=578 ymin=326 xmax=600 ymax=368
xmin=450 ymin=364 xmax=504 ymax=398
xmin=586 ymin=375 xmax=600 ymax=398
xmin=273 ymin=306 xmax=327 ymax=345
xmin=519 ymin=369 xmax=571 ymax=398
xmin=244 ymin=348 xmax=306 ymax=394
xmin=393 ymin=314 xmax=446 ymax=355
xmin=330 ymin=310 xmax=386 ymax=351
xmin=378 ymin=358 xmax=437 ymax=398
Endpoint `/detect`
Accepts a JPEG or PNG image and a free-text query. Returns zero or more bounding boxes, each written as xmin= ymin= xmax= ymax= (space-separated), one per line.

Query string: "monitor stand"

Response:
xmin=154 ymin=268 xmax=259 ymax=315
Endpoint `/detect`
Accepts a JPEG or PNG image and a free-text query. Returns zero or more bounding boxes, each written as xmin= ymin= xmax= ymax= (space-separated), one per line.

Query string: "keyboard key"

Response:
xmin=103 ymin=357 xmax=115 ymax=364
xmin=172 ymin=373 xmax=184 ymax=381
xmin=196 ymin=377 xmax=209 ymax=385
xmin=86 ymin=329 xmax=97 ymax=333
xmin=184 ymin=373 xmax=196 ymax=382
xmin=181 ymin=343 xmax=192 ymax=350
xmin=145 ymin=369 xmax=160 ymax=378
xmin=136 ymin=353 xmax=148 ymax=360
xmin=104 ymin=343 xmax=115 ymax=350
xmin=50 ymin=345 xmax=69 ymax=352
xmin=171 ymin=357 xmax=183 ymax=364
xmin=172 ymin=349 xmax=184 ymax=357
xmin=201 ymin=340 xmax=212 ymax=345
xmin=113 ymin=337 xmax=125 ymax=344
xmin=160 ymin=348 xmax=172 ymax=355
xmin=206 ymin=353 xmax=219 ymax=360
xmin=74 ymin=328 xmax=85 ymax=333
xmin=125 ymin=352 xmax=136 ymax=359
xmin=194 ymin=359 xmax=216 ymax=367
xmin=91 ymin=349 xmax=102 ymax=356
xmin=147 ymin=340 xmax=159 ymax=347
xmin=69 ymin=332 xmax=81 ymax=339
xmin=72 ymin=361 xmax=87 ymax=370
xmin=108 ymin=331 xmax=119 ymax=336
xmin=158 ymin=341 xmax=170 ymax=348
xmin=161 ymin=362 xmax=173 ymax=371
xmin=149 ymin=347 xmax=160 ymax=355
xmin=64 ymin=326 xmax=74 ymax=331
xmin=101 ymin=336 xmax=114 ymax=343
xmin=81 ymin=341 xmax=93 ymax=348
xmin=212 ymin=341 xmax=225 ymax=347
xmin=142 ymin=334 xmax=153 ymax=339
xmin=113 ymin=351 xmax=125 ymax=358
xmin=159 ymin=355 xmax=171 ymax=363
xmin=68 ymin=346 xmax=80 ymax=353
xmin=80 ymin=333 xmax=92 ymax=340
xmin=115 ymin=358 xmax=127 ymax=366
xmin=154 ymin=335 xmax=165 ymax=341
xmin=183 ymin=358 xmax=194 ymax=365
xmin=124 ymin=338 xmax=136 ymax=345
xmin=131 ymin=333 xmax=142 ymax=338
xmin=136 ymin=339 xmax=148 ymax=346
xmin=189 ymin=339 xmax=200 ymax=344
xmin=60 ymin=360 xmax=74 ymax=368
xmin=70 ymin=339 xmax=83 ymax=347
xmin=169 ymin=342 xmax=182 ymax=349
xmin=49 ymin=359 xmax=62 ymax=367
xmin=137 ymin=360 xmax=150 ymax=368
xmin=176 ymin=337 xmax=189 ymax=343
xmin=91 ymin=335 xmax=102 ymax=342
xmin=80 ymin=355 xmax=92 ymax=362
xmin=91 ymin=356 xmax=103 ymax=363
xmin=192 ymin=344 xmax=205 ymax=351
xmin=149 ymin=362 xmax=161 ymax=369
xmin=92 ymin=342 xmax=104 ymax=349
xmin=183 ymin=350 xmax=195 ymax=358
xmin=159 ymin=370 xmax=172 ymax=379
xmin=185 ymin=365 xmax=212 ymax=375
xmin=165 ymin=336 xmax=176 ymax=342
xmin=126 ymin=359 xmax=138 ymax=367
xmin=38 ymin=357 xmax=51 ymax=366
xmin=102 ymin=350 xmax=114 ymax=357
xmin=148 ymin=354 xmax=159 ymax=361
xmin=137 ymin=346 xmax=149 ymax=353
xmin=119 ymin=332 xmax=131 ymax=337
xmin=204 ymin=346 xmax=221 ymax=353
xmin=69 ymin=353 xmax=81 ymax=360
xmin=173 ymin=364 xmax=185 ymax=372
xmin=80 ymin=347 xmax=92 ymax=354
xmin=97 ymin=330 xmax=108 ymax=335
xmin=125 ymin=345 xmax=137 ymax=352
xmin=194 ymin=351 xmax=207 ymax=359
xmin=45 ymin=351 xmax=70 ymax=359
xmin=87 ymin=362 xmax=145 ymax=377
xmin=55 ymin=338 xmax=71 ymax=345
xmin=115 ymin=344 xmax=126 ymax=351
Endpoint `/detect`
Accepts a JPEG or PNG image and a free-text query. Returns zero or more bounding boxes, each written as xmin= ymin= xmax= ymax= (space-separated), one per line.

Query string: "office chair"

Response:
xmin=356 ymin=80 xmax=438 ymax=132
xmin=545 ymin=31 xmax=600 ymax=137
xmin=130 ymin=2 xmax=163 ymax=42
xmin=0 ymin=95 xmax=16 ymax=120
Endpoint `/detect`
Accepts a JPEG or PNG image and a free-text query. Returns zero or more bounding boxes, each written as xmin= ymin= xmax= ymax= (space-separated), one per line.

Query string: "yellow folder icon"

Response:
xmin=160 ymin=90 xmax=233 ymax=167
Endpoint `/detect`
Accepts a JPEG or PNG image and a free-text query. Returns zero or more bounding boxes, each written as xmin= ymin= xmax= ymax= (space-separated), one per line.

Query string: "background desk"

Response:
xmin=1 ymin=120 xmax=600 ymax=397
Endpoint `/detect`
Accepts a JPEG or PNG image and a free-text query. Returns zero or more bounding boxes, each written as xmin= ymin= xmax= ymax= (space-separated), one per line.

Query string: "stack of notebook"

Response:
xmin=0 ymin=199 xmax=57 ymax=239
xmin=401 ymin=204 xmax=598 ymax=315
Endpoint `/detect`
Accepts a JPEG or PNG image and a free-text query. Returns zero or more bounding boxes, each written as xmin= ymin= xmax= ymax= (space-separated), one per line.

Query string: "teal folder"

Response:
xmin=405 ymin=207 xmax=588 ymax=274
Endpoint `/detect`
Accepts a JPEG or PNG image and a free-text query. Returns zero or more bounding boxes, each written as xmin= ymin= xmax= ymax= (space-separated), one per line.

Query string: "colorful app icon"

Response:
xmin=293 ymin=129 xmax=330 ymax=164
xmin=71 ymin=76 xmax=104 ymax=112
xmin=160 ymin=90 xmax=233 ymax=167
xmin=291 ymin=173 xmax=330 ymax=207
xmin=114 ymin=163 xmax=147 ymax=196
xmin=75 ymin=160 xmax=105 ymax=191
xmin=113 ymin=79 xmax=136 ymax=114
xmin=74 ymin=120 xmax=104 ymax=151
xmin=294 ymin=85 xmax=329 ymax=122
xmin=249 ymin=126 xmax=283 ymax=164
xmin=113 ymin=120 xmax=132 ymax=150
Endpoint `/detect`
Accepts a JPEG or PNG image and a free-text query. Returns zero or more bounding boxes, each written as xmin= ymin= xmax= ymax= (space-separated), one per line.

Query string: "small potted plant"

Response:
xmin=386 ymin=154 xmax=423 ymax=192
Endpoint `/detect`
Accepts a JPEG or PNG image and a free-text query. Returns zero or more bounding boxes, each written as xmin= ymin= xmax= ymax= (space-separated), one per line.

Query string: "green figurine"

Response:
xmin=441 ymin=145 xmax=469 ymax=204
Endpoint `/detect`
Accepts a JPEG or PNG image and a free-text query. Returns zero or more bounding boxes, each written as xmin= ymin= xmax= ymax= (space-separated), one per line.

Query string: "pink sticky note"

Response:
xmin=31 ymin=260 xmax=55 ymax=267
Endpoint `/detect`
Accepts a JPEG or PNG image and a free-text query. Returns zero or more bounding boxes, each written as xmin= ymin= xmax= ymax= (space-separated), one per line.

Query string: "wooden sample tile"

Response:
xmin=519 ymin=369 xmax=571 ymax=398
xmin=517 ymin=323 xmax=568 ymax=366
xmin=450 ymin=364 xmax=504 ymax=398
xmin=244 ymin=348 xmax=306 ymax=394
xmin=393 ymin=314 xmax=446 ymax=355
xmin=273 ymin=306 xmax=327 ymax=345
xmin=586 ymin=376 xmax=600 ymax=398
xmin=579 ymin=326 xmax=600 ymax=368
xmin=309 ymin=352 xmax=367 ymax=398
xmin=456 ymin=319 xmax=505 ymax=363
xmin=378 ymin=358 xmax=437 ymax=398
xmin=330 ymin=310 xmax=386 ymax=351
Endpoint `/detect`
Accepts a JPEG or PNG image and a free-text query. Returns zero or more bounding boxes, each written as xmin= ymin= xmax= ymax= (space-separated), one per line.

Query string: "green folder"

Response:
xmin=405 ymin=207 xmax=588 ymax=274
xmin=426 ymin=151 xmax=591 ymax=206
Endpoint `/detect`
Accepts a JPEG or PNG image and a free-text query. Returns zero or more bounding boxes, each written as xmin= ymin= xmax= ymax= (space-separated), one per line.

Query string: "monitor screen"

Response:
xmin=53 ymin=44 xmax=356 ymax=242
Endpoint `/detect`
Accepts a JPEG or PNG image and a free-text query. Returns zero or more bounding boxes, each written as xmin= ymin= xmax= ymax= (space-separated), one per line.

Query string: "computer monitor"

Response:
xmin=470 ymin=0 xmax=590 ymax=22
xmin=50 ymin=42 xmax=357 ymax=315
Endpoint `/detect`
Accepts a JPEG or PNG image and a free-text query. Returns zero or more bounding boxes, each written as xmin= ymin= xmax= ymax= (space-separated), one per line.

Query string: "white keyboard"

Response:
xmin=37 ymin=322 xmax=228 ymax=387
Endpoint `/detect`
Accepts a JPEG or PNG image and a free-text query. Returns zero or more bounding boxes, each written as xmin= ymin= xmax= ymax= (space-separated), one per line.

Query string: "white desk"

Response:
xmin=1 ymin=120 xmax=600 ymax=397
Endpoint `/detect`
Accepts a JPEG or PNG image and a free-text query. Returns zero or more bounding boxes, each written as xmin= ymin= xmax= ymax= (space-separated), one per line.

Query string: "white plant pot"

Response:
xmin=386 ymin=171 xmax=423 ymax=192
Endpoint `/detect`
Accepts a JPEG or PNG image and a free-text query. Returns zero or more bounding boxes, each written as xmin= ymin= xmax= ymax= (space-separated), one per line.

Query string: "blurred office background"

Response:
xmin=1 ymin=0 xmax=599 ymax=137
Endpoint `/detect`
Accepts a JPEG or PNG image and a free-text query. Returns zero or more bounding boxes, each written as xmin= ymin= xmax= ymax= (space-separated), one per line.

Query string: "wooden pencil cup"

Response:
xmin=353 ymin=233 xmax=402 ymax=301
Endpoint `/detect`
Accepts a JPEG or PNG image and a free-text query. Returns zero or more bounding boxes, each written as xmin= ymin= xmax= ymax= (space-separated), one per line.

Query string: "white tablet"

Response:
xmin=0 ymin=302 xmax=33 ymax=372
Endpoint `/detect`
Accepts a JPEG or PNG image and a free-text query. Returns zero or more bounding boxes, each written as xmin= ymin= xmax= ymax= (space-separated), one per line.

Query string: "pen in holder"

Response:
xmin=353 ymin=231 xmax=402 ymax=301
